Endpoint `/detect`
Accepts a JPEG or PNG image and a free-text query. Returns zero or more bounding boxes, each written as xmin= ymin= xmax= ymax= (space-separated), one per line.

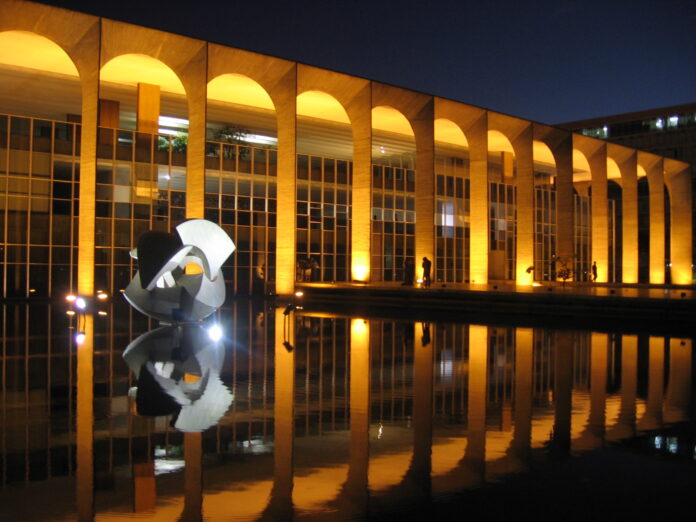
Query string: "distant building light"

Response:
xmin=655 ymin=118 xmax=664 ymax=129
xmin=668 ymin=115 xmax=679 ymax=127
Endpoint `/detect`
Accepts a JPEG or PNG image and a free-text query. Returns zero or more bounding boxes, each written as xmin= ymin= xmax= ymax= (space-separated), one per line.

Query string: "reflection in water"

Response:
xmin=123 ymin=324 xmax=233 ymax=433
xmin=0 ymin=302 xmax=694 ymax=520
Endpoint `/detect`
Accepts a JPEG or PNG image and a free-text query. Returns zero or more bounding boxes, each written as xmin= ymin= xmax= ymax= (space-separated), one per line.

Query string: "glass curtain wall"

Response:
xmin=371 ymin=157 xmax=416 ymax=283
xmin=574 ymin=192 xmax=591 ymax=281
xmin=534 ymin=178 xmax=557 ymax=281
xmin=295 ymin=155 xmax=351 ymax=283
xmin=0 ymin=115 xmax=79 ymax=299
xmin=204 ymin=142 xmax=277 ymax=296
xmin=95 ymin=128 xmax=187 ymax=294
xmin=435 ymin=154 xmax=470 ymax=283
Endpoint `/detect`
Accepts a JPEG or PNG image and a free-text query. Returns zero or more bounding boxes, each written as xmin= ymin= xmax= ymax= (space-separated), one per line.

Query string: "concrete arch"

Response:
xmin=207 ymin=44 xmax=297 ymax=294
xmin=664 ymin=160 xmax=692 ymax=284
xmin=573 ymin=136 xmax=609 ymax=282
xmin=607 ymin=144 xmax=638 ymax=283
xmin=372 ymin=105 xmax=415 ymax=136
xmin=296 ymin=65 xmax=371 ymax=282
xmin=297 ymin=90 xmax=349 ymax=124
xmin=101 ymin=53 xmax=186 ymax=96
xmin=434 ymin=99 xmax=488 ymax=283
xmin=638 ymin=152 xmax=666 ymax=283
xmin=434 ymin=118 xmax=468 ymax=148
xmin=208 ymin=73 xmax=275 ymax=111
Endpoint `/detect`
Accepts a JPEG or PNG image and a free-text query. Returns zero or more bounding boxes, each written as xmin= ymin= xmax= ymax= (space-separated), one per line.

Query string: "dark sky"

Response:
xmin=37 ymin=0 xmax=696 ymax=124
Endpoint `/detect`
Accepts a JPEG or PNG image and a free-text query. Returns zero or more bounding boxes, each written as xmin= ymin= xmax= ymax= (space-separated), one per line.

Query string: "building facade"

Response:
xmin=0 ymin=0 xmax=693 ymax=301
xmin=559 ymin=104 xmax=696 ymax=282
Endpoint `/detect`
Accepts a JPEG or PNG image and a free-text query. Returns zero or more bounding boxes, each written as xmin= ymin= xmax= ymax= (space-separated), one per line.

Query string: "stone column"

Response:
xmin=273 ymin=67 xmax=298 ymax=295
xmin=348 ymin=87 xmax=372 ymax=282
xmin=468 ymin=116 xmax=489 ymax=284
xmin=513 ymin=125 xmax=534 ymax=284
xmin=619 ymin=152 xmax=639 ymax=283
xmin=554 ymin=135 xmax=575 ymax=269
xmin=412 ymin=101 xmax=435 ymax=279
xmin=184 ymin=46 xmax=207 ymax=220
xmin=645 ymin=157 xmax=666 ymax=284
xmin=585 ymin=332 xmax=608 ymax=450
xmin=589 ymin=143 xmax=609 ymax=282
xmin=136 ymin=83 xmax=160 ymax=133
xmin=665 ymin=164 xmax=693 ymax=284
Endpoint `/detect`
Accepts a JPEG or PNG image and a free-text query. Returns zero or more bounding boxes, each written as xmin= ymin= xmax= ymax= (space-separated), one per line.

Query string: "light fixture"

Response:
xmin=75 ymin=297 xmax=87 ymax=310
xmin=207 ymin=324 xmax=223 ymax=342
xmin=65 ymin=294 xmax=76 ymax=302
xmin=294 ymin=291 xmax=304 ymax=297
xmin=75 ymin=332 xmax=86 ymax=345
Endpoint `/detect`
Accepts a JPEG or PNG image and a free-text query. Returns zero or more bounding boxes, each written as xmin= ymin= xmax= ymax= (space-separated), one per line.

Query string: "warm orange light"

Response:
xmin=66 ymin=294 xmax=76 ymax=302
xmin=352 ymin=261 xmax=369 ymax=282
xmin=101 ymin=54 xmax=185 ymax=95
xmin=294 ymin=291 xmax=304 ymax=297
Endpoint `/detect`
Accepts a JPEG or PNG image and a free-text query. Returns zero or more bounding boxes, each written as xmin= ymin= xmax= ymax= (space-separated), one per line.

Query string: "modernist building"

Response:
xmin=0 ymin=0 xmax=693 ymax=300
xmin=559 ymin=104 xmax=696 ymax=281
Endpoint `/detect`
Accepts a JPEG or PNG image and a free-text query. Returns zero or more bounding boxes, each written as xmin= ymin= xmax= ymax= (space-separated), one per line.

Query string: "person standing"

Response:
xmin=591 ymin=261 xmax=597 ymax=282
xmin=422 ymin=257 xmax=432 ymax=288
xmin=402 ymin=257 xmax=415 ymax=286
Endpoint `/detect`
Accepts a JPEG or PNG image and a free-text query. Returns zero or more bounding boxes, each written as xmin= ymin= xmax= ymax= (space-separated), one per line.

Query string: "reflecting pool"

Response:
xmin=1 ymin=300 xmax=694 ymax=521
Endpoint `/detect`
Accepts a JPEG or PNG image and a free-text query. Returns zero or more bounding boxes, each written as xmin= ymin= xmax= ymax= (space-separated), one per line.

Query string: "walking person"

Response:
xmin=421 ymin=257 xmax=432 ymax=288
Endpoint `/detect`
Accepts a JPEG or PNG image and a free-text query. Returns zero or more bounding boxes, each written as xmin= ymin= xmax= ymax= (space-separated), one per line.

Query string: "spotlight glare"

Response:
xmin=75 ymin=297 xmax=87 ymax=310
xmin=75 ymin=332 xmax=86 ymax=345
xmin=66 ymin=310 xmax=75 ymax=316
xmin=294 ymin=291 xmax=304 ymax=297
xmin=208 ymin=324 xmax=223 ymax=342
xmin=66 ymin=294 xmax=76 ymax=302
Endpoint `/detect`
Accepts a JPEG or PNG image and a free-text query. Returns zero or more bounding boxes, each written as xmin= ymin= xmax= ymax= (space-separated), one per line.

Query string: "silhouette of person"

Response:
xmin=591 ymin=261 xmax=597 ymax=282
xmin=422 ymin=257 xmax=432 ymax=287
xmin=402 ymin=258 xmax=415 ymax=286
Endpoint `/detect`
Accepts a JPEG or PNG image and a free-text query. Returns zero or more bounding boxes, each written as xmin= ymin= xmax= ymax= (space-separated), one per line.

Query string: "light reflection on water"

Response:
xmin=0 ymin=301 xmax=694 ymax=520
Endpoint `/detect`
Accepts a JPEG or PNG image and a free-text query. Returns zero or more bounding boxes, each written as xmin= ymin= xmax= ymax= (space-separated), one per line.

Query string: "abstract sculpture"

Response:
xmin=124 ymin=219 xmax=235 ymax=323
xmin=123 ymin=219 xmax=236 ymax=432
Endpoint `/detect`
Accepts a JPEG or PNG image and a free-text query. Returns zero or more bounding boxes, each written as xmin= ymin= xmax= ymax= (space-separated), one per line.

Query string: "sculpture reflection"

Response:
xmin=123 ymin=219 xmax=235 ymax=432
xmin=124 ymin=323 xmax=233 ymax=432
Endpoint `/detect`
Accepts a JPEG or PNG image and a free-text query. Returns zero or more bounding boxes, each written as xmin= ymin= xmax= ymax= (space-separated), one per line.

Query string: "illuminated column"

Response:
xmin=552 ymin=331 xmax=573 ymax=456
xmin=609 ymin=335 xmax=637 ymax=440
xmin=412 ymin=101 xmax=435 ymax=277
xmin=75 ymin=27 xmax=100 ymax=519
xmin=274 ymin=67 xmax=298 ymax=295
xmin=76 ymin=316 xmax=94 ymax=522
xmin=464 ymin=325 xmax=487 ymax=480
xmin=665 ymin=164 xmax=693 ymax=284
xmin=468 ymin=116 xmax=489 ymax=283
xmin=510 ymin=328 xmax=533 ymax=463
xmin=341 ymin=319 xmax=370 ymax=517
xmin=589 ymin=144 xmax=609 ymax=282
xmin=133 ymin=461 xmax=156 ymax=513
xmin=664 ymin=338 xmax=692 ymax=424
xmin=638 ymin=337 xmax=664 ymax=431
xmin=405 ymin=322 xmax=434 ymax=499
xmin=349 ymin=87 xmax=373 ymax=282
xmin=185 ymin=50 xmax=207 ymax=220
xmin=181 ymin=433 xmax=203 ymax=521
xmin=136 ymin=83 xmax=160 ymax=133
xmin=620 ymin=152 xmax=639 ymax=283
xmin=554 ymin=135 xmax=574 ymax=270
xmin=646 ymin=158 xmax=665 ymax=284
xmin=265 ymin=306 xmax=296 ymax=518
xmin=513 ymin=126 xmax=534 ymax=285
xmin=578 ymin=332 xmax=608 ymax=451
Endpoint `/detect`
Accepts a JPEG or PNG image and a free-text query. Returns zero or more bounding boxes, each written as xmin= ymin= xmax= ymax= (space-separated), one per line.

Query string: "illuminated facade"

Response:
xmin=0 ymin=0 xmax=693 ymax=300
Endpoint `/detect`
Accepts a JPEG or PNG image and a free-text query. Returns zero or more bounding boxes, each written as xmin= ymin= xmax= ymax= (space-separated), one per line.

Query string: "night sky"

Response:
xmin=36 ymin=0 xmax=696 ymax=124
